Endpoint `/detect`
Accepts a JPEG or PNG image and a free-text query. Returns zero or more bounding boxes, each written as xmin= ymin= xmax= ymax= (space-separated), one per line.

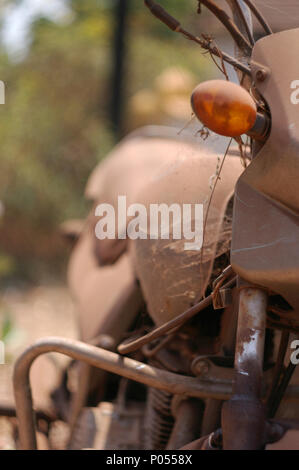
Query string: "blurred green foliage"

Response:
xmin=0 ymin=0 xmax=211 ymax=281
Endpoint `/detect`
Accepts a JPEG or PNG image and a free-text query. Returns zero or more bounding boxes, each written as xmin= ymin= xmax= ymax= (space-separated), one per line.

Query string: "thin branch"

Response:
xmin=205 ymin=36 xmax=229 ymax=80
xmin=200 ymin=138 xmax=233 ymax=276
xmin=181 ymin=28 xmax=251 ymax=75
xmin=242 ymin=0 xmax=273 ymax=35
xmin=144 ymin=0 xmax=251 ymax=76
xmin=198 ymin=0 xmax=252 ymax=55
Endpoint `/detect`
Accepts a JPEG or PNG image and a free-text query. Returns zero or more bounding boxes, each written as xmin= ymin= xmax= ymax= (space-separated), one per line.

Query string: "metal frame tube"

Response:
xmin=234 ymin=286 xmax=267 ymax=395
xmin=222 ymin=286 xmax=268 ymax=449
xmin=13 ymin=336 xmax=233 ymax=450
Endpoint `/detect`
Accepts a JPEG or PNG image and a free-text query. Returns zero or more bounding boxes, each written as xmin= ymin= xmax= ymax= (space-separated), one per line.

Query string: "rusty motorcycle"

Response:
xmin=12 ymin=0 xmax=299 ymax=450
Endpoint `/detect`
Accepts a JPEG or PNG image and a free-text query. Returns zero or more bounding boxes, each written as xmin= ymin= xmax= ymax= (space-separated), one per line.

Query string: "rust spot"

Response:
xmin=237 ymin=327 xmax=256 ymax=356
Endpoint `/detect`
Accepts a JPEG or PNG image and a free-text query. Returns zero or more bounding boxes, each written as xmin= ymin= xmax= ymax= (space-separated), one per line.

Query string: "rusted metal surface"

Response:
xmin=13 ymin=336 xmax=233 ymax=450
xmin=222 ymin=284 xmax=268 ymax=449
xmin=234 ymin=286 xmax=267 ymax=393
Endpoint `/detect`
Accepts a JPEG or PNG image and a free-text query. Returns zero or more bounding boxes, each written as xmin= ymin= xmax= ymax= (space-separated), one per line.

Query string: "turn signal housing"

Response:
xmin=191 ymin=80 xmax=257 ymax=137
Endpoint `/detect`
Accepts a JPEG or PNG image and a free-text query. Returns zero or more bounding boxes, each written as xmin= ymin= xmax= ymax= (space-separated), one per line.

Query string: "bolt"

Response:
xmin=256 ymin=69 xmax=267 ymax=82
xmin=192 ymin=358 xmax=210 ymax=377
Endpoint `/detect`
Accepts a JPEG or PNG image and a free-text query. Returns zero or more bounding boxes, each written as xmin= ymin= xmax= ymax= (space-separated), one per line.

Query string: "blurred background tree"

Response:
xmin=0 ymin=0 xmax=213 ymax=282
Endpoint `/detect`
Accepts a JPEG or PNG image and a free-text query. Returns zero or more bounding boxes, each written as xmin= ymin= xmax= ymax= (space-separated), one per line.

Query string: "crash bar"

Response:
xmin=13 ymin=336 xmax=233 ymax=450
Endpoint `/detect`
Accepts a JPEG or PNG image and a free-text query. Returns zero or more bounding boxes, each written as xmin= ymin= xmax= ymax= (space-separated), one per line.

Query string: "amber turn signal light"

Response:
xmin=191 ymin=80 xmax=257 ymax=137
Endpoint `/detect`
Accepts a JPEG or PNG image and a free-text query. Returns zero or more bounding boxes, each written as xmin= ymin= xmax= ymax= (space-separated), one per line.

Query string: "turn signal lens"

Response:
xmin=191 ymin=80 xmax=257 ymax=137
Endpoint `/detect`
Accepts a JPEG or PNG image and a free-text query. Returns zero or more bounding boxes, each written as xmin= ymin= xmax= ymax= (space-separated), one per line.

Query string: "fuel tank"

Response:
xmin=69 ymin=127 xmax=235 ymax=336
xmin=130 ymin=144 xmax=244 ymax=325
xmin=69 ymin=126 xmax=244 ymax=331
xmin=84 ymin=127 xmax=206 ymax=265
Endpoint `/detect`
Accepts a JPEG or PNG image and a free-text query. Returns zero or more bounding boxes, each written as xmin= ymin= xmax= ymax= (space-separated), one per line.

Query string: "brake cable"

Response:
xmin=118 ymin=274 xmax=237 ymax=355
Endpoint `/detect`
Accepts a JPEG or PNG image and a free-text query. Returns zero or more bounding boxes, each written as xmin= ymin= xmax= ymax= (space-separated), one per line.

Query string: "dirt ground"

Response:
xmin=0 ymin=284 xmax=79 ymax=449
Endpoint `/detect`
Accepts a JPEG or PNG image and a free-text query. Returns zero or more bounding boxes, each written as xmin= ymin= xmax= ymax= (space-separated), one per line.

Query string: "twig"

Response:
xmin=198 ymin=0 xmax=252 ymax=55
xmin=242 ymin=0 xmax=273 ymax=35
xmin=199 ymin=138 xmax=233 ymax=284
xmin=177 ymin=114 xmax=196 ymax=135
xmin=234 ymin=136 xmax=248 ymax=168
xmin=205 ymin=36 xmax=229 ymax=80
xmin=144 ymin=0 xmax=251 ymax=76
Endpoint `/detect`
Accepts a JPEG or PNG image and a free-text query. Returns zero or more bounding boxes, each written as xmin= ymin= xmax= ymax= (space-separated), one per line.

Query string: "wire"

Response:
xmin=198 ymin=138 xmax=233 ymax=302
xmin=117 ymin=276 xmax=237 ymax=355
